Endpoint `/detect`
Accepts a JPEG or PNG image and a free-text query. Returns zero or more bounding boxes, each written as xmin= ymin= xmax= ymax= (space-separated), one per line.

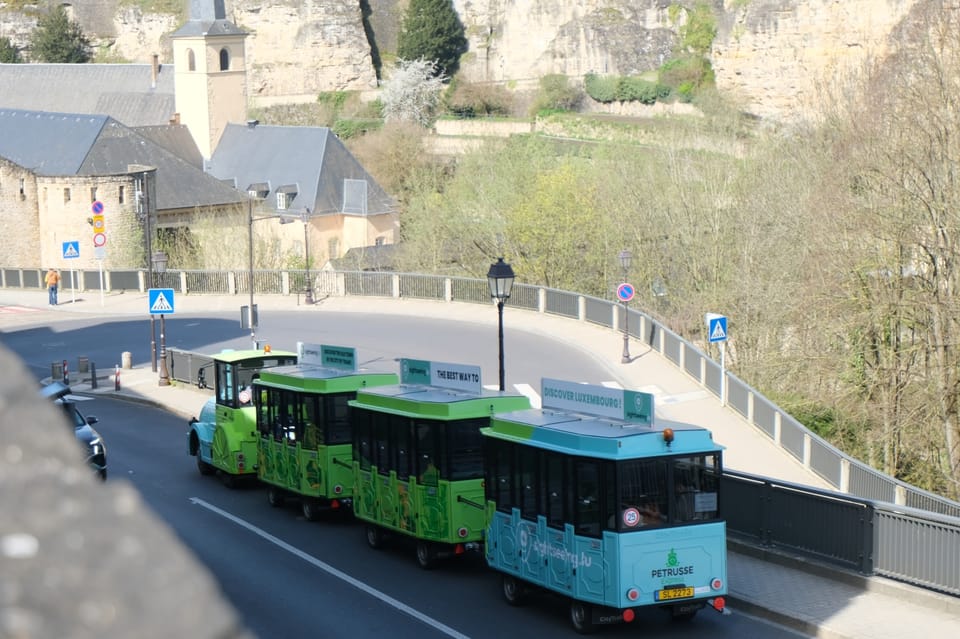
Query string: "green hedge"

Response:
xmin=584 ymin=73 xmax=671 ymax=104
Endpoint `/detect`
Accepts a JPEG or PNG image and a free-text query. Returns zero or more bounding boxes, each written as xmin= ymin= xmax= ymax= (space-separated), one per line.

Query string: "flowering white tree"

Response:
xmin=381 ymin=58 xmax=447 ymax=127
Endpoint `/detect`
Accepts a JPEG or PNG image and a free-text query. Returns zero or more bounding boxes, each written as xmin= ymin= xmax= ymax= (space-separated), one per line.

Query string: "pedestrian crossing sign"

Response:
xmin=148 ymin=288 xmax=175 ymax=315
xmin=707 ymin=314 xmax=727 ymax=343
xmin=62 ymin=241 xmax=80 ymax=259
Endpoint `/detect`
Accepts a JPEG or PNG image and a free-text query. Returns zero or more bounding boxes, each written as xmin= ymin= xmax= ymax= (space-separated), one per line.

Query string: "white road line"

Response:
xmin=189 ymin=497 xmax=471 ymax=639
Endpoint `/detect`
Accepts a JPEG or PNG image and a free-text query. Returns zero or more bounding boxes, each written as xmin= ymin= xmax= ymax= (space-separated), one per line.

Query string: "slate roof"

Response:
xmin=173 ymin=0 xmax=246 ymax=38
xmin=206 ymin=123 xmax=396 ymax=218
xmin=134 ymin=125 xmax=203 ymax=169
xmin=0 ymin=64 xmax=175 ymax=127
xmin=0 ymin=109 xmax=244 ymax=211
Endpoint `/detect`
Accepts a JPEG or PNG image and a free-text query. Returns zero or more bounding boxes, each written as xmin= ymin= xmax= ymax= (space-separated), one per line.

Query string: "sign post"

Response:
xmin=148 ymin=288 xmax=175 ymax=386
xmin=61 ymin=241 xmax=79 ymax=305
xmin=706 ymin=313 xmax=728 ymax=406
xmin=616 ymin=282 xmax=635 ymax=364
xmin=91 ymin=201 xmax=106 ymax=306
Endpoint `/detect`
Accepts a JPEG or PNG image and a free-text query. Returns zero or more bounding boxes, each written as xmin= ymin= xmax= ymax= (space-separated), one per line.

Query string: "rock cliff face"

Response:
xmin=0 ymin=0 xmax=928 ymax=122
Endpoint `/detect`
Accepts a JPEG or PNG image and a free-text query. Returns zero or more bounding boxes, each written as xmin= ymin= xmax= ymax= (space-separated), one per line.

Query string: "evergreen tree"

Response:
xmin=29 ymin=5 xmax=92 ymax=63
xmin=0 ymin=37 xmax=22 ymax=63
xmin=397 ymin=0 xmax=467 ymax=79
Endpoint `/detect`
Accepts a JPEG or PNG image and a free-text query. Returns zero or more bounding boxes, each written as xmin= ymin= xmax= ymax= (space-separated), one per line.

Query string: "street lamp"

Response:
xmin=302 ymin=208 xmax=313 ymax=305
xmin=153 ymin=250 xmax=170 ymax=386
xmin=247 ymin=197 xmax=259 ymax=349
xmin=487 ymin=257 xmax=515 ymax=391
xmin=619 ymin=249 xmax=632 ymax=364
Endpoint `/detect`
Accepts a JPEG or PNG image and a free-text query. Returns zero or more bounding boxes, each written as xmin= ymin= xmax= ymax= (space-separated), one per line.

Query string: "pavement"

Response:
xmin=4 ymin=288 xmax=960 ymax=638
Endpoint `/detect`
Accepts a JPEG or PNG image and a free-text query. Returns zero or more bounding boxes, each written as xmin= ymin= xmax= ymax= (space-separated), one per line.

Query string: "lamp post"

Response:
xmin=153 ymin=250 xmax=170 ymax=386
xmin=619 ymin=249 xmax=632 ymax=364
xmin=487 ymin=257 xmax=515 ymax=391
xmin=302 ymin=208 xmax=313 ymax=305
xmin=247 ymin=197 xmax=258 ymax=349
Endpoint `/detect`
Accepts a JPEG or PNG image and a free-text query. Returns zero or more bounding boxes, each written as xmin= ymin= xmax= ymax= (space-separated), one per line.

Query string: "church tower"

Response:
xmin=171 ymin=0 xmax=248 ymax=159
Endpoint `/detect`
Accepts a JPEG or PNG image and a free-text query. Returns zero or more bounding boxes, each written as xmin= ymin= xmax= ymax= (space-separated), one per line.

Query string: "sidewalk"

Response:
xmin=6 ymin=289 xmax=960 ymax=638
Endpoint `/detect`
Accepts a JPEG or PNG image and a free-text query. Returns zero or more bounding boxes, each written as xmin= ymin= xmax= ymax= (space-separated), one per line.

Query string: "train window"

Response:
xmin=394 ymin=416 xmax=412 ymax=480
xmin=415 ymin=421 xmax=443 ymax=485
xmin=352 ymin=409 xmax=373 ymax=471
xmin=302 ymin=394 xmax=321 ymax=449
xmin=519 ymin=446 xmax=539 ymax=520
xmin=216 ymin=362 xmax=235 ymax=406
xmin=254 ymin=385 xmax=270 ymax=436
xmin=325 ymin=394 xmax=352 ymax=445
xmin=672 ymin=454 xmax=721 ymax=523
xmin=449 ymin=419 xmax=485 ymax=480
xmin=373 ymin=416 xmax=391 ymax=476
xmin=485 ymin=438 xmax=513 ymax=513
xmin=574 ymin=459 xmax=602 ymax=537
xmin=617 ymin=459 xmax=666 ymax=530
xmin=544 ymin=451 xmax=566 ymax=528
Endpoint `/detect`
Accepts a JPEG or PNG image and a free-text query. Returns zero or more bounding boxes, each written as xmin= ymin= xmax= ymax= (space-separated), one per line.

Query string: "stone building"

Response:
xmin=0 ymin=0 xmax=395 ymax=272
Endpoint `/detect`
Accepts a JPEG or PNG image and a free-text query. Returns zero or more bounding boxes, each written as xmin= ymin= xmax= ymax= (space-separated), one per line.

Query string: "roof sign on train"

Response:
xmin=297 ymin=342 xmax=357 ymax=371
xmin=542 ymin=377 xmax=654 ymax=424
xmin=400 ymin=358 xmax=482 ymax=393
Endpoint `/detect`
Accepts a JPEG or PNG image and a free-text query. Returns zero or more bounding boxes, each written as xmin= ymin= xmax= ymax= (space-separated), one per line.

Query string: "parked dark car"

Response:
xmin=41 ymin=382 xmax=108 ymax=480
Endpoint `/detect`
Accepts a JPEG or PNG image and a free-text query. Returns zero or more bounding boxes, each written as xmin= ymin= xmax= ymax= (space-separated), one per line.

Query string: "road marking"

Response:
xmin=189 ymin=497 xmax=471 ymax=639
xmin=0 ymin=305 xmax=42 ymax=314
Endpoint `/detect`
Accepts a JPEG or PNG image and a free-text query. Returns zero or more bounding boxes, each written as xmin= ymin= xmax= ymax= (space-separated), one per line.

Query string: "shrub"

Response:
xmin=530 ymin=74 xmax=582 ymax=115
xmin=332 ymin=118 xmax=382 ymax=139
xmin=584 ymin=73 xmax=618 ymax=103
xmin=444 ymin=81 xmax=513 ymax=117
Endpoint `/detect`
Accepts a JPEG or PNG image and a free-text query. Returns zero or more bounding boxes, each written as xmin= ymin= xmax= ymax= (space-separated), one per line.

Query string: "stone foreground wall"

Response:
xmin=0 ymin=0 xmax=929 ymax=122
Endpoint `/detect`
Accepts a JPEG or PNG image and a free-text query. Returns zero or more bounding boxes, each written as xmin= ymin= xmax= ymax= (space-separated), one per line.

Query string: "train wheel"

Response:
xmin=197 ymin=455 xmax=214 ymax=476
xmin=267 ymin=487 xmax=285 ymax=508
xmin=501 ymin=575 xmax=527 ymax=606
xmin=415 ymin=541 xmax=437 ymax=570
xmin=366 ymin=525 xmax=385 ymax=549
xmin=570 ymin=600 xmax=596 ymax=635
xmin=302 ymin=498 xmax=321 ymax=522
xmin=219 ymin=471 xmax=237 ymax=489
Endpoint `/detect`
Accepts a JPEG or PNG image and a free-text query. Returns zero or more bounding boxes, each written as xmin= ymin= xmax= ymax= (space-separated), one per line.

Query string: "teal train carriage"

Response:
xmin=350 ymin=359 xmax=531 ymax=569
xmin=482 ymin=378 xmax=727 ymax=634
xmin=188 ymin=346 xmax=297 ymax=486
xmin=252 ymin=344 xmax=398 ymax=520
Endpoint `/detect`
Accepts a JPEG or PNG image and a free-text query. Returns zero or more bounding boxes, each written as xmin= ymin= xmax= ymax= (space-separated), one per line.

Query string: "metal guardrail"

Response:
xmin=5 ymin=266 xmax=960 ymax=595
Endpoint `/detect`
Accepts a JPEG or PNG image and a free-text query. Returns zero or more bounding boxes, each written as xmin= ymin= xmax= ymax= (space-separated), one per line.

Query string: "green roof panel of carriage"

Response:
xmin=350 ymin=384 xmax=531 ymax=420
xmin=484 ymin=410 xmax=722 ymax=459
xmin=212 ymin=349 xmax=298 ymax=363
xmin=256 ymin=364 xmax=397 ymax=393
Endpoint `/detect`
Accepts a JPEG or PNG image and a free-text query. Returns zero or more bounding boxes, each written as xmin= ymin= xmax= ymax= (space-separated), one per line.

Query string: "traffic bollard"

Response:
xmin=90 ymin=362 xmax=98 ymax=389
xmin=115 ymin=365 xmax=120 ymax=391
xmin=63 ymin=359 xmax=69 ymax=385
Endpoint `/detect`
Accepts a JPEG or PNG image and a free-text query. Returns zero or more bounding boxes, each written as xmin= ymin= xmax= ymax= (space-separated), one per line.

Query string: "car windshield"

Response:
xmin=60 ymin=402 xmax=87 ymax=428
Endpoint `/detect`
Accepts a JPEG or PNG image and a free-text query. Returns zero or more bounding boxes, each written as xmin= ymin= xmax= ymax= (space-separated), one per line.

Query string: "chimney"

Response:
xmin=151 ymin=54 xmax=159 ymax=89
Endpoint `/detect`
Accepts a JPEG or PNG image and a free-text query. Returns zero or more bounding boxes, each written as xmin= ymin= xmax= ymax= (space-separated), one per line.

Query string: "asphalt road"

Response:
xmin=4 ymin=308 xmax=811 ymax=638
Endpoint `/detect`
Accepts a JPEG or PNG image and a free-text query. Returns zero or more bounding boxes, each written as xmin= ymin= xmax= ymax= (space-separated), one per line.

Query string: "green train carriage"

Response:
xmin=188 ymin=346 xmax=298 ymax=486
xmin=349 ymin=359 xmax=531 ymax=568
xmin=253 ymin=344 xmax=398 ymax=520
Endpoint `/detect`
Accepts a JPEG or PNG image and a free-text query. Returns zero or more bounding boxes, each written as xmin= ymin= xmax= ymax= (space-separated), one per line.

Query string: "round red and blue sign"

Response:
xmin=616 ymin=283 xmax=635 ymax=302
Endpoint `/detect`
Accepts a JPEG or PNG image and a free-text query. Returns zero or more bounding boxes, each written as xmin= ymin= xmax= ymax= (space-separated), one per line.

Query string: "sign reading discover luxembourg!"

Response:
xmin=541 ymin=378 xmax=654 ymax=424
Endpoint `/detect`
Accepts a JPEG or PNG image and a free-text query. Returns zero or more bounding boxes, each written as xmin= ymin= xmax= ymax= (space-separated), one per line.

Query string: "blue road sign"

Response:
xmin=91 ymin=200 xmax=104 ymax=214
xmin=148 ymin=288 xmax=175 ymax=315
xmin=708 ymin=315 xmax=728 ymax=343
xmin=616 ymin=282 xmax=635 ymax=302
xmin=62 ymin=241 xmax=80 ymax=259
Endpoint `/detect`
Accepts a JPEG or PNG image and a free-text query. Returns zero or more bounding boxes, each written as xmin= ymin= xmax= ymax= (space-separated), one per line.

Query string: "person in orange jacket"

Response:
xmin=45 ymin=267 xmax=61 ymax=306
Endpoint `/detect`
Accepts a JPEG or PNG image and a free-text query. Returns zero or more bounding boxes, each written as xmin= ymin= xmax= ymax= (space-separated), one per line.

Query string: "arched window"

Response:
xmin=219 ymin=48 xmax=229 ymax=71
xmin=187 ymin=48 xmax=196 ymax=71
